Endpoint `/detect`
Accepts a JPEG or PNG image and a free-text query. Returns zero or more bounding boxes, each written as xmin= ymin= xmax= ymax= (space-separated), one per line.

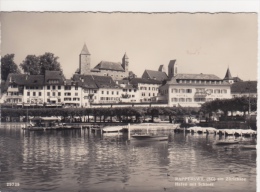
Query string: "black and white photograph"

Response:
xmin=0 ymin=1 xmax=258 ymax=192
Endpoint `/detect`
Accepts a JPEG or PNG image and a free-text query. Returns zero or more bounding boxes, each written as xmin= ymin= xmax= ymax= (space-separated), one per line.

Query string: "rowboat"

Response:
xmin=102 ymin=126 xmax=123 ymax=133
xmin=131 ymin=134 xmax=168 ymax=141
xmin=214 ymin=140 xmax=239 ymax=145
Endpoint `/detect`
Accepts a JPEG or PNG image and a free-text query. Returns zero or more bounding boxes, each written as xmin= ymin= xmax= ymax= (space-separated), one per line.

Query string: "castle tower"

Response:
xmin=122 ymin=52 xmax=129 ymax=73
xmin=223 ymin=67 xmax=234 ymax=84
xmin=168 ymin=60 xmax=177 ymax=79
xmin=79 ymin=43 xmax=91 ymax=75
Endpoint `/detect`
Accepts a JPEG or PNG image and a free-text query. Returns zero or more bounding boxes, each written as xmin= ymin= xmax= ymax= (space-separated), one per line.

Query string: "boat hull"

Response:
xmin=215 ymin=141 xmax=239 ymax=145
xmin=131 ymin=135 xmax=168 ymax=141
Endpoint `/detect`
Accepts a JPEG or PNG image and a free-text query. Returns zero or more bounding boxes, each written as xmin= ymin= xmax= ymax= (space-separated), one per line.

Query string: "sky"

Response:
xmin=1 ymin=12 xmax=258 ymax=81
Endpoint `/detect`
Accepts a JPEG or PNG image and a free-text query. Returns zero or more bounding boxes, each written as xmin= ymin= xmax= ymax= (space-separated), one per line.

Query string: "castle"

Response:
xmin=76 ymin=43 xmax=129 ymax=80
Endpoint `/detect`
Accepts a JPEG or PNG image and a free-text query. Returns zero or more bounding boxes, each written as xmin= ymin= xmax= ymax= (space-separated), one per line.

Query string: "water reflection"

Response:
xmin=0 ymin=125 xmax=256 ymax=192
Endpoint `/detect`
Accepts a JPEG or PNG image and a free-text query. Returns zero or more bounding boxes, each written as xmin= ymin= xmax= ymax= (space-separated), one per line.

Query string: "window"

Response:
xmin=117 ymin=91 xmax=119 ymax=95
xmin=171 ymin=98 xmax=178 ymax=102
xmin=186 ymin=89 xmax=192 ymax=93
xmin=47 ymin=86 xmax=50 ymax=90
xmin=58 ymin=99 xmax=61 ymax=102
xmin=47 ymin=92 xmax=50 ymax=96
xmin=47 ymin=99 xmax=50 ymax=102
xmin=129 ymin=89 xmax=132 ymax=92
xmin=27 ymin=92 xmax=30 ymax=96
xmin=75 ymin=86 xmax=78 ymax=90
xmin=186 ymin=98 xmax=192 ymax=102
xmin=149 ymin=87 xmax=151 ymax=90
xmin=94 ymin=90 xmax=97 ymax=93
xmin=194 ymin=98 xmax=206 ymax=102
xmin=52 ymin=85 xmax=55 ymax=89
xmin=75 ymin=93 xmax=78 ymax=96
xmin=102 ymin=91 xmax=104 ymax=94
xmin=33 ymin=92 xmax=36 ymax=96
xmin=173 ymin=89 xmax=178 ymax=93
xmin=180 ymin=89 xmax=185 ymax=93
xmin=52 ymin=92 xmax=55 ymax=96
xmin=107 ymin=91 xmax=109 ymax=95
xmin=149 ymin=93 xmax=150 ymax=96
xmin=179 ymin=98 xmax=185 ymax=102
xmin=112 ymin=91 xmax=114 ymax=95
xmin=132 ymin=95 xmax=135 ymax=97
xmin=153 ymin=93 xmax=155 ymax=96
xmin=58 ymin=86 xmax=61 ymax=90
xmin=58 ymin=92 xmax=61 ymax=96
xmin=134 ymin=89 xmax=136 ymax=92
xmin=222 ymin=89 xmax=227 ymax=94
xmin=65 ymin=86 xmax=71 ymax=90
xmin=39 ymin=92 xmax=42 ymax=96
xmin=214 ymin=89 xmax=220 ymax=94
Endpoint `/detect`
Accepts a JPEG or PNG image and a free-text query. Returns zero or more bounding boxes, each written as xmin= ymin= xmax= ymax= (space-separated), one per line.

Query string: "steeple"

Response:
xmin=80 ymin=43 xmax=91 ymax=55
xmin=123 ymin=52 xmax=128 ymax=59
xmin=224 ymin=67 xmax=232 ymax=80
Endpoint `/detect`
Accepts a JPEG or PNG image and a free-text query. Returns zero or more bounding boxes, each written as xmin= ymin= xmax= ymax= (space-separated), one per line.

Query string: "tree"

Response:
xmin=20 ymin=55 xmax=41 ymax=75
xmin=1 ymin=54 xmax=21 ymax=81
xmin=39 ymin=52 xmax=62 ymax=74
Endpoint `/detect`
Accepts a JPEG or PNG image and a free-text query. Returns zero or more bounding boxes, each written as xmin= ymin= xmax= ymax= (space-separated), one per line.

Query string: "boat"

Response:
xmin=131 ymin=134 xmax=168 ymax=141
xmin=102 ymin=126 xmax=123 ymax=133
xmin=240 ymin=145 xmax=256 ymax=150
xmin=214 ymin=140 xmax=239 ymax=145
xmin=22 ymin=117 xmax=62 ymax=130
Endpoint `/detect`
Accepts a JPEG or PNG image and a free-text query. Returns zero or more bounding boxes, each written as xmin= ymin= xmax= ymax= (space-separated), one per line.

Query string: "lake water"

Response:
xmin=0 ymin=124 xmax=256 ymax=192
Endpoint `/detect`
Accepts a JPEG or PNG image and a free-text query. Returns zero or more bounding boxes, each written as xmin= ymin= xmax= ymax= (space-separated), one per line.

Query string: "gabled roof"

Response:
xmin=44 ymin=71 xmax=65 ymax=85
xmin=130 ymin=78 xmax=162 ymax=85
xmin=224 ymin=68 xmax=232 ymax=80
xmin=231 ymin=81 xmax=257 ymax=94
xmin=233 ymin=76 xmax=243 ymax=82
xmin=6 ymin=73 xmax=45 ymax=86
xmin=142 ymin=70 xmax=168 ymax=81
xmin=80 ymin=43 xmax=91 ymax=55
xmin=73 ymin=74 xmax=121 ymax=89
xmin=93 ymin=61 xmax=124 ymax=71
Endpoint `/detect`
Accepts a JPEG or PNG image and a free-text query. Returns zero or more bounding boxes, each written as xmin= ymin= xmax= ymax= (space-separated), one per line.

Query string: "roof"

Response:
xmin=73 ymin=74 xmax=121 ymax=89
xmin=6 ymin=73 xmax=45 ymax=86
xmin=231 ymin=81 xmax=257 ymax=94
xmin=116 ymin=79 xmax=129 ymax=84
xmin=80 ymin=43 xmax=91 ymax=55
xmin=143 ymin=70 xmax=168 ymax=81
xmin=233 ymin=76 xmax=243 ymax=82
xmin=174 ymin=73 xmax=221 ymax=80
xmin=44 ymin=71 xmax=65 ymax=85
xmin=224 ymin=68 xmax=232 ymax=80
xmin=130 ymin=78 xmax=162 ymax=85
xmin=123 ymin=52 xmax=128 ymax=59
xmin=93 ymin=61 xmax=125 ymax=71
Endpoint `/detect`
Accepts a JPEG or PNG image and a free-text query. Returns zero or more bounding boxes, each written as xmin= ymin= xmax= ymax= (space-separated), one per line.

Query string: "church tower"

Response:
xmin=79 ymin=43 xmax=91 ymax=75
xmin=122 ymin=52 xmax=129 ymax=73
xmin=168 ymin=60 xmax=178 ymax=79
xmin=223 ymin=67 xmax=234 ymax=84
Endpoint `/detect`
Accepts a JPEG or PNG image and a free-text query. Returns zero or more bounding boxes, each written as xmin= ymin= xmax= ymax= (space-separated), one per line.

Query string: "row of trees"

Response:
xmin=200 ymin=96 xmax=257 ymax=119
xmin=1 ymin=107 xmax=200 ymax=123
xmin=1 ymin=53 xmax=62 ymax=81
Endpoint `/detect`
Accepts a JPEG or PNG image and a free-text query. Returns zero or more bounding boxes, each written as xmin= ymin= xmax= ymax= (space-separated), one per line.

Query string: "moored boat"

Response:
xmin=214 ymin=140 xmax=239 ymax=145
xmin=102 ymin=126 xmax=123 ymax=133
xmin=240 ymin=145 xmax=256 ymax=150
xmin=131 ymin=134 xmax=168 ymax=141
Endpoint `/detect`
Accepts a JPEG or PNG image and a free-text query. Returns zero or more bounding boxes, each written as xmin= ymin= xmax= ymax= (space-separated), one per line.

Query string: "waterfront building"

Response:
xmin=44 ymin=71 xmax=65 ymax=107
xmin=116 ymin=80 xmax=139 ymax=103
xmin=76 ymin=44 xmax=129 ymax=80
xmin=129 ymin=78 xmax=162 ymax=102
xmin=72 ymin=74 xmax=122 ymax=106
xmin=63 ymin=79 xmax=82 ymax=107
xmin=158 ymin=60 xmax=232 ymax=107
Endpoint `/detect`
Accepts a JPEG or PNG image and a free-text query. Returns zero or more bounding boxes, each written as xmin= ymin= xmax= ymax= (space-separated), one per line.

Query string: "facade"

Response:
xmin=129 ymin=78 xmax=161 ymax=102
xmin=116 ymin=80 xmax=139 ymax=102
xmin=77 ymin=44 xmax=129 ymax=80
xmin=159 ymin=74 xmax=232 ymax=107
